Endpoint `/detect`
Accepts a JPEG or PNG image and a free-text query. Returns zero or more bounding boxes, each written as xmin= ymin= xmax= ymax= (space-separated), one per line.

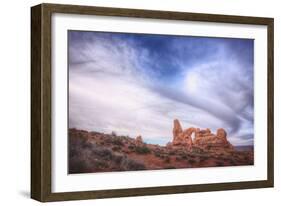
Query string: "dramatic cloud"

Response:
xmin=68 ymin=31 xmax=254 ymax=146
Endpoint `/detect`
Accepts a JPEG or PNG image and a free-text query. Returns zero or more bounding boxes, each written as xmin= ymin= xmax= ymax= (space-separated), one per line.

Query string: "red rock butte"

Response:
xmin=170 ymin=119 xmax=234 ymax=151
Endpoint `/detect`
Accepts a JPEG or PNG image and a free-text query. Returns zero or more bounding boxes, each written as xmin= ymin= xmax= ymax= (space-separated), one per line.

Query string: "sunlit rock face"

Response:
xmin=172 ymin=119 xmax=193 ymax=150
xmin=172 ymin=119 xmax=183 ymax=140
xmin=171 ymin=119 xmax=233 ymax=151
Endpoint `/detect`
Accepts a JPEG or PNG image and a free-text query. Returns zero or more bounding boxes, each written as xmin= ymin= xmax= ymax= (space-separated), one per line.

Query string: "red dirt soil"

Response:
xmin=68 ymin=128 xmax=254 ymax=174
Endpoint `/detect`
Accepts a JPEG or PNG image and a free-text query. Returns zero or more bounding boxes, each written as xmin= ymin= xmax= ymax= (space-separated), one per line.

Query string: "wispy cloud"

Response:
xmin=68 ymin=31 xmax=254 ymax=146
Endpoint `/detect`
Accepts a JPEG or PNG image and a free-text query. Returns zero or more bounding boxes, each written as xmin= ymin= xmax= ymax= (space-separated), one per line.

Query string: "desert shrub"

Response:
xmin=135 ymin=146 xmax=151 ymax=154
xmin=91 ymin=147 xmax=113 ymax=161
xmin=192 ymin=147 xmax=204 ymax=154
xmin=68 ymin=137 xmax=97 ymax=173
xmin=153 ymin=149 xmax=162 ymax=157
xmin=69 ymin=159 xmax=89 ymax=174
xmin=128 ymin=144 xmax=135 ymax=150
xmin=154 ymin=152 xmax=162 ymax=158
xmin=94 ymin=160 xmax=108 ymax=169
xmin=112 ymin=146 xmax=121 ymax=151
xmin=112 ymin=137 xmax=124 ymax=146
xmin=69 ymin=135 xmax=90 ymax=148
xmin=81 ymin=140 xmax=92 ymax=149
xmin=121 ymin=158 xmax=146 ymax=170
xmin=119 ymin=135 xmax=129 ymax=140
xmin=76 ymin=132 xmax=85 ymax=138
xmin=113 ymin=154 xmax=123 ymax=164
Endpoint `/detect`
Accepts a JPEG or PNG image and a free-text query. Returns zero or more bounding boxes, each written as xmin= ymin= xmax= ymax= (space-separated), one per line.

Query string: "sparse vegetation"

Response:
xmin=135 ymin=145 xmax=151 ymax=154
xmin=112 ymin=146 xmax=121 ymax=151
xmin=68 ymin=128 xmax=254 ymax=174
xmin=153 ymin=150 xmax=163 ymax=158
xmin=128 ymin=144 xmax=135 ymax=150
xmin=112 ymin=137 xmax=124 ymax=146
xmin=120 ymin=158 xmax=146 ymax=171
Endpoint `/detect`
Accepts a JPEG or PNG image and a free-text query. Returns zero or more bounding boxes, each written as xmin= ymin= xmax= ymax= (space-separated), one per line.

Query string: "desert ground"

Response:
xmin=68 ymin=120 xmax=253 ymax=173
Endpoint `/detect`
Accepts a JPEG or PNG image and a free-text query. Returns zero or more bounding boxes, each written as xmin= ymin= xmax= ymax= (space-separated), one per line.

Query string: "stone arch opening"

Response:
xmin=191 ymin=132 xmax=196 ymax=141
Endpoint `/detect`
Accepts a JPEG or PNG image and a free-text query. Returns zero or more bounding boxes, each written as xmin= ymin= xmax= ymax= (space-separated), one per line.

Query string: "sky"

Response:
xmin=68 ymin=30 xmax=254 ymax=146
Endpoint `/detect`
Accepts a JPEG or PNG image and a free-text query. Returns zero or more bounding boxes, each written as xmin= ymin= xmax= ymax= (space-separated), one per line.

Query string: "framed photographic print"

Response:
xmin=31 ymin=3 xmax=274 ymax=202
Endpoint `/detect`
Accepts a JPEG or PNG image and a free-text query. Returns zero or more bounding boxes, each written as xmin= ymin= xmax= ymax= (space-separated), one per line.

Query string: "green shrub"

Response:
xmin=154 ymin=152 xmax=162 ymax=158
xmin=68 ymin=159 xmax=89 ymax=174
xmin=112 ymin=146 xmax=121 ymax=151
xmin=121 ymin=158 xmax=146 ymax=170
xmin=153 ymin=150 xmax=163 ymax=157
xmin=94 ymin=160 xmax=108 ymax=169
xmin=135 ymin=146 xmax=151 ymax=154
xmin=128 ymin=145 xmax=135 ymax=150
xmin=112 ymin=137 xmax=124 ymax=146
xmin=113 ymin=155 xmax=123 ymax=164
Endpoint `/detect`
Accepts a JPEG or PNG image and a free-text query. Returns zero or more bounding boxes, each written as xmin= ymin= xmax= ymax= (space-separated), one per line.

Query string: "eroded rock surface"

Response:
xmin=171 ymin=119 xmax=233 ymax=151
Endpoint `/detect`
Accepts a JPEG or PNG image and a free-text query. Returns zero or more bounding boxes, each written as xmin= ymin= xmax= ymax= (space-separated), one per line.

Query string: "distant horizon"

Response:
xmin=68 ymin=30 xmax=254 ymax=147
xmin=68 ymin=126 xmax=253 ymax=147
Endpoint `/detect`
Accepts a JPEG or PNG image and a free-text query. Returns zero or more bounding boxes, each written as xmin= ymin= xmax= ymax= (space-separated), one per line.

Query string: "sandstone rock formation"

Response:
xmin=135 ymin=135 xmax=143 ymax=145
xmin=173 ymin=119 xmax=183 ymax=140
xmin=171 ymin=119 xmax=233 ymax=151
xmin=217 ymin=128 xmax=227 ymax=139
xmin=172 ymin=119 xmax=193 ymax=150
xmin=193 ymin=127 xmax=233 ymax=150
